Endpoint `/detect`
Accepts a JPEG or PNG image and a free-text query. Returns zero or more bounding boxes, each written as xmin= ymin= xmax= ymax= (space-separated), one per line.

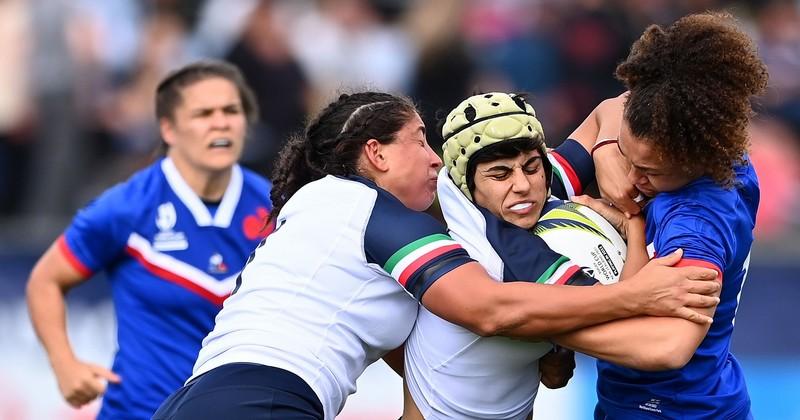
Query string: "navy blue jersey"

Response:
xmin=596 ymin=162 xmax=759 ymax=419
xmin=60 ymin=158 xmax=272 ymax=419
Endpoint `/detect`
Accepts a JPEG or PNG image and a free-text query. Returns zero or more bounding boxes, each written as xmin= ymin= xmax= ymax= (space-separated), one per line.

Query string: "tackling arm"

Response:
xmin=421 ymin=254 xmax=719 ymax=341
xmin=553 ymin=306 xmax=716 ymax=371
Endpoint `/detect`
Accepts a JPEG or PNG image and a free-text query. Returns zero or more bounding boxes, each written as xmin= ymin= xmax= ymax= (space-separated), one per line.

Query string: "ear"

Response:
xmin=160 ymin=118 xmax=177 ymax=147
xmin=362 ymin=139 xmax=390 ymax=173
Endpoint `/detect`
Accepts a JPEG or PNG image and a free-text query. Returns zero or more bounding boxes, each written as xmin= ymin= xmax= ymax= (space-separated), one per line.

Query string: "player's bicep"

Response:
xmin=420 ymin=261 xmax=498 ymax=333
xmin=30 ymin=238 xmax=92 ymax=291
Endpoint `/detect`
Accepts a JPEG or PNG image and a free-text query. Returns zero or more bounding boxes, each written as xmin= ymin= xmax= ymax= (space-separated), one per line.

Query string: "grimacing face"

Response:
xmin=378 ymin=113 xmax=443 ymax=211
xmin=618 ymin=120 xmax=696 ymax=196
xmin=472 ymin=149 xmax=548 ymax=230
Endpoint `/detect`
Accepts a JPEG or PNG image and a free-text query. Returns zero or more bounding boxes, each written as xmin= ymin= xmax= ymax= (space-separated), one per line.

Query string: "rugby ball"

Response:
xmin=532 ymin=200 xmax=626 ymax=285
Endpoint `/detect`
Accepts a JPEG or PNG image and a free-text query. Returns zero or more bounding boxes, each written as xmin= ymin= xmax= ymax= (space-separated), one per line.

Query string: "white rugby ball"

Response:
xmin=532 ymin=200 xmax=626 ymax=285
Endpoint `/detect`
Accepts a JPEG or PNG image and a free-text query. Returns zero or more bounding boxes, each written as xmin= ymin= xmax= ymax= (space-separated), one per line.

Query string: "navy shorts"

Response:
xmin=153 ymin=363 xmax=323 ymax=420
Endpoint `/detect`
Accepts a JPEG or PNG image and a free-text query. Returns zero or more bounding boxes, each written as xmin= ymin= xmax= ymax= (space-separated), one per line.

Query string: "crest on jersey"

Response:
xmin=153 ymin=202 xmax=188 ymax=251
xmin=208 ymin=252 xmax=229 ymax=274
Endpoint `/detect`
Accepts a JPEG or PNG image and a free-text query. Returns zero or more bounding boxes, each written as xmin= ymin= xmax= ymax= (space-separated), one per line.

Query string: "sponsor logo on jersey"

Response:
xmin=638 ymin=398 xmax=663 ymax=414
xmin=153 ymin=202 xmax=188 ymax=251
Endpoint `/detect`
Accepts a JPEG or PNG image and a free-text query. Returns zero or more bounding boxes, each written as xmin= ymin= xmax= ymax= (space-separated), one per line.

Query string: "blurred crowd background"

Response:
xmin=2 ymin=0 xmax=800 ymax=246
xmin=0 ymin=0 xmax=799 ymax=419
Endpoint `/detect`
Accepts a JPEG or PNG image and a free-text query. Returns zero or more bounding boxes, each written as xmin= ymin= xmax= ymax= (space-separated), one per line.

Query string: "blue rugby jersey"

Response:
xmin=60 ymin=158 xmax=271 ymax=420
xmin=596 ymin=162 xmax=759 ymax=420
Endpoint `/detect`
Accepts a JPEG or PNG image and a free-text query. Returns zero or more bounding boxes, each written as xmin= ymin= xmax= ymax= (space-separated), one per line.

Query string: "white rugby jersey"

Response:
xmin=405 ymin=140 xmax=596 ymax=419
xmin=190 ymin=175 xmax=472 ymax=419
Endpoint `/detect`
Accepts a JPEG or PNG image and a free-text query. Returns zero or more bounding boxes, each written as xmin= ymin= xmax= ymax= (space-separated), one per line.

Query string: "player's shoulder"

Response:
xmin=363 ymin=179 xmax=444 ymax=233
xmin=652 ymin=172 xmax=753 ymax=227
xmin=87 ymin=160 xmax=164 ymax=213
xmin=288 ymin=175 xmax=375 ymax=210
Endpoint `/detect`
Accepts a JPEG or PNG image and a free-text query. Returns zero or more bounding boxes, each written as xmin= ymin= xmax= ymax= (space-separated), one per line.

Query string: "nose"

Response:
xmin=627 ymin=166 xmax=646 ymax=186
xmin=427 ymin=144 xmax=442 ymax=170
xmin=510 ymin=169 xmax=531 ymax=193
xmin=211 ymin=110 xmax=231 ymax=129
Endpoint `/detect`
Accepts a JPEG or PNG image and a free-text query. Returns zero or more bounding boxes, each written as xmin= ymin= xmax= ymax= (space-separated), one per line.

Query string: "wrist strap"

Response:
xmin=591 ymin=139 xmax=618 ymax=157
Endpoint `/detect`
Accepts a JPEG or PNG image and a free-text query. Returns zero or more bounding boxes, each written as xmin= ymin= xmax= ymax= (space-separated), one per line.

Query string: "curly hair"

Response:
xmin=616 ymin=12 xmax=768 ymax=186
xmin=268 ymin=92 xmax=418 ymax=222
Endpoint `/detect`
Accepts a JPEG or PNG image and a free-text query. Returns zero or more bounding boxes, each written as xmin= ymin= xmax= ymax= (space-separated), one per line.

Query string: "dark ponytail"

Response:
xmin=269 ymin=91 xmax=418 ymax=222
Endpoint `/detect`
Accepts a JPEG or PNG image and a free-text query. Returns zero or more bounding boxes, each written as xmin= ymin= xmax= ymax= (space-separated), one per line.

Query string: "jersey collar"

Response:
xmin=161 ymin=158 xmax=243 ymax=228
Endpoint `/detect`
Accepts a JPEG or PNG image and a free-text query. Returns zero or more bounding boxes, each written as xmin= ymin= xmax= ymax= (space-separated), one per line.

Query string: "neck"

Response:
xmin=169 ymin=157 xmax=233 ymax=202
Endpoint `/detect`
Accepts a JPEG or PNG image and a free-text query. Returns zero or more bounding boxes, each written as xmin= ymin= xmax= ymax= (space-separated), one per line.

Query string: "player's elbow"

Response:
xmin=26 ymin=263 xmax=47 ymax=298
xmin=637 ymin=341 xmax=694 ymax=371
xmin=474 ymin=318 xmax=505 ymax=337
xmin=465 ymin=302 xmax=536 ymax=338
xmin=459 ymin=307 xmax=504 ymax=337
xmin=459 ymin=296 xmax=518 ymax=337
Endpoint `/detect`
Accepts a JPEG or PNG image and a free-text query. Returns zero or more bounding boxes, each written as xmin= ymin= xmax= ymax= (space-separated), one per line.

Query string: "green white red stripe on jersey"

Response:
xmin=548 ymin=151 xmax=583 ymax=197
xmin=534 ymin=255 xmax=582 ymax=285
xmin=384 ymin=233 xmax=463 ymax=287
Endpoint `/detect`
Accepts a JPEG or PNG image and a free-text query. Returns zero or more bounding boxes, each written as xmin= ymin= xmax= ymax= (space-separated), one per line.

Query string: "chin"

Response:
xmin=508 ymin=216 xmax=537 ymax=230
xmin=206 ymin=156 xmax=239 ymax=172
xmin=413 ymin=194 xmax=436 ymax=212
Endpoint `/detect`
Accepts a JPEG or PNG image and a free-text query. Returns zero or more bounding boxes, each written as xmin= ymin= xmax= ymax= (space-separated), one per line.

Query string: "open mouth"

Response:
xmin=209 ymin=138 xmax=233 ymax=149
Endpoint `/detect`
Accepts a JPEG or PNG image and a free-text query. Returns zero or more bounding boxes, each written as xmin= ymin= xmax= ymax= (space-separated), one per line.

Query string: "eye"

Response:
xmin=523 ymin=164 xmax=541 ymax=175
xmin=486 ymin=171 xmax=511 ymax=181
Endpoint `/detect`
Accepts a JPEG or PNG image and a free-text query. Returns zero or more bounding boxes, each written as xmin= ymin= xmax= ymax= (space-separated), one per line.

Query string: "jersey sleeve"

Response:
xmin=61 ymin=184 xmax=133 ymax=276
xmin=478 ymin=206 xmax=598 ymax=286
xmin=654 ymin=206 xmax=727 ymax=282
xmin=548 ymin=139 xmax=595 ymax=199
xmin=364 ymin=192 xmax=473 ymax=301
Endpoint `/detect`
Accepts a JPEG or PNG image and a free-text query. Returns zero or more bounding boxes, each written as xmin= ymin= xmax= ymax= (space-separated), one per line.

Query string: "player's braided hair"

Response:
xmin=269 ymin=91 xmax=419 ymax=222
xmin=616 ymin=12 xmax=768 ymax=186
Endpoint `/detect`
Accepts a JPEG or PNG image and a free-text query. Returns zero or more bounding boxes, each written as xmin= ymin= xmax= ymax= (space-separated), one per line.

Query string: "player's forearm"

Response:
xmin=423 ymin=264 xmax=641 ymax=340
xmin=620 ymin=217 xmax=648 ymax=281
xmin=553 ymin=315 xmax=709 ymax=371
xmin=485 ymin=281 xmax=641 ymax=340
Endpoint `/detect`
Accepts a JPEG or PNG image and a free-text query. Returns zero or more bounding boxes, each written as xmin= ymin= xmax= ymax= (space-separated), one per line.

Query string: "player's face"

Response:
xmin=379 ymin=113 xmax=442 ymax=211
xmin=472 ymin=149 xmax=548 ymax=230
xmin=161 ymin=77 xmax=247 ymax=175
xmin=619 ymin=120 xmax=695 ymax=196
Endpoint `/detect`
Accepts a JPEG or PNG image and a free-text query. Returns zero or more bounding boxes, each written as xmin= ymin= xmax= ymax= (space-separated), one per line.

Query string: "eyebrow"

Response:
xmin=482 ymin=156 xmax=541 ymax=172
xmin=190 ymin=102 xmax=241 ymax=114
